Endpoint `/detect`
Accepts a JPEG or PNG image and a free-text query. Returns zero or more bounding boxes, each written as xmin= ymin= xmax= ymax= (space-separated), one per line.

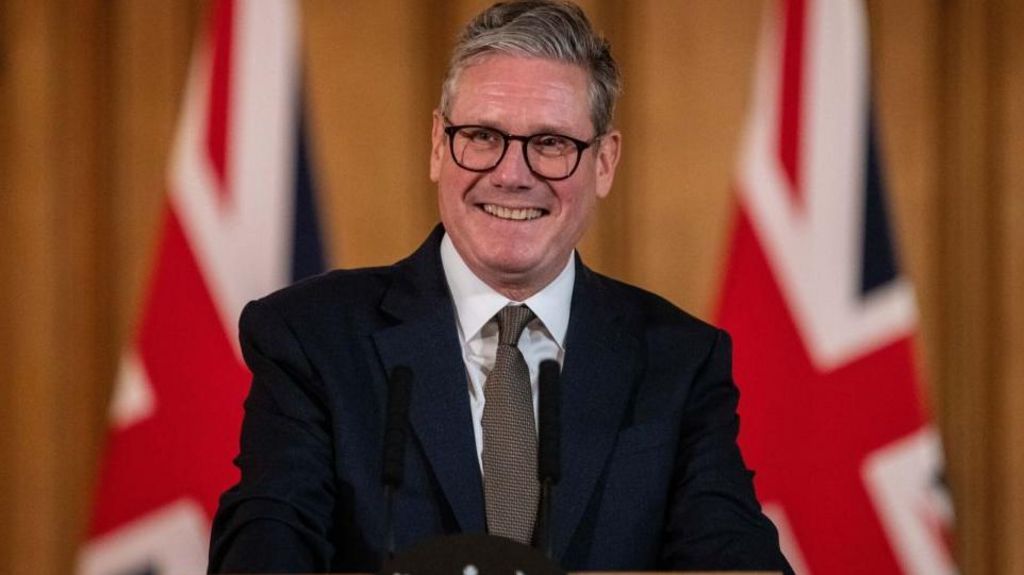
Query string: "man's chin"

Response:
xmin=482 ymin=259 xmax=542 ymax=281
xmin=481 ymin=256 xmax=569 ymax=296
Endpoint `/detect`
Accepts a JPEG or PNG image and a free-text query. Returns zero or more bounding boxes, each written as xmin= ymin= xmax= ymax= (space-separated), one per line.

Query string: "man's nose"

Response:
xmin=488 ymin=141 xmax=537 ymax=189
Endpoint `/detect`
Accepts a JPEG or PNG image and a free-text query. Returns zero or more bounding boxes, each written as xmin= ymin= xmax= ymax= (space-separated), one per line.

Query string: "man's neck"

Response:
xmin=440 ymin=233 xmax=575 ymax=347
xmin=442 ymin=244 xmax=572 ymax=304
xmin=486 ymin=279 xmax=546 ymax=304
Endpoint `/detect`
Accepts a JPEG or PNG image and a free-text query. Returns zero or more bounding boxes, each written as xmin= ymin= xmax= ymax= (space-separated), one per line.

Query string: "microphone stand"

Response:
xmin=536 ymin=359 xmax=561 ymax=561
xmin=381 ymin=366 xmax=413 ymax=562
xmin=384 ymin=483 xmax=397 ymax=559
xmin=539 ymin=478 xmax=555 ymax=559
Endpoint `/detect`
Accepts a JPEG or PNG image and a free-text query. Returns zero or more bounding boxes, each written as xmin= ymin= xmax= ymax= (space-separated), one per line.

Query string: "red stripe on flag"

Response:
xmin=206 ymin=0 xmax=234 ymax=200
xmin=778 ymin=0 xmax=806 ymax=203
xmin=718 ymin=208 xmax=927 ymax=573
xmin=88 ymin=207 xmax=249 ymax=536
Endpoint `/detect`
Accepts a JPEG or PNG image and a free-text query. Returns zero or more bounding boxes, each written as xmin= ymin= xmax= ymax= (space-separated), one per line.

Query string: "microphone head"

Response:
xmin=537 ymin=359 xmax=561 ymax=484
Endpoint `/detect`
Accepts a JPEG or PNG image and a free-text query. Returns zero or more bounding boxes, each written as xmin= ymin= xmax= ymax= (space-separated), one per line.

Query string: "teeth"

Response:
xmin=483 ymin=204 xmax=543 ymax=221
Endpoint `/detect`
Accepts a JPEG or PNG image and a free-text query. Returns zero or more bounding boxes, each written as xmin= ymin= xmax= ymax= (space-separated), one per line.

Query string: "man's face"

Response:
xmin=430 ymin=54 xmax=621 ymax=300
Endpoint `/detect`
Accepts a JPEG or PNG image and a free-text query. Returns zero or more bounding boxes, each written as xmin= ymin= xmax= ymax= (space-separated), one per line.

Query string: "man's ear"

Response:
xmin=430 ymin=110 xmax=446 ymax=183
xmin=594 ymin=129 xmax=621 ymax=199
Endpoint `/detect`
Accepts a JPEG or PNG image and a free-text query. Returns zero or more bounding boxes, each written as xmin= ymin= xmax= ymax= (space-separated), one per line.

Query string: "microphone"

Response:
xmin=535 ymin=359 xmax=561 ymax=559
xmin=381 ymin=365 xmax=413 ymax=560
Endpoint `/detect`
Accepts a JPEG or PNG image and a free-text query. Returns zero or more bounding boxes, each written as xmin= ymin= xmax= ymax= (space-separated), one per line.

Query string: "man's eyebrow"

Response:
xmin=464 ymin=119 xmax=582 ymax=136
xmin=531 ymin=123 xmax=578 ymax=135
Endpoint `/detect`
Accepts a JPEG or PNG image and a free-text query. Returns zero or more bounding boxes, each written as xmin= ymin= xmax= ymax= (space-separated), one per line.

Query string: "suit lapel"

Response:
xmin=551 ymin=259 xmax=639 ymax=560
xmin=372 ymin=227 xmax=486 ymax=534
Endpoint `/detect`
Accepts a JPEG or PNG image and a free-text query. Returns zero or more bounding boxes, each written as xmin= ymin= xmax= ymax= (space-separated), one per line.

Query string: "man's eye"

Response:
xmin=532 ymin=135 xmax=572 ymax=154
xmin=461 ymin=128 xmax=501 ymax=144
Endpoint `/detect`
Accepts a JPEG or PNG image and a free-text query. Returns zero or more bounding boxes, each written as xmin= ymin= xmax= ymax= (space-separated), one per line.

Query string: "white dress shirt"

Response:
xmin=439 ymin=233 xmax=575 ymax=472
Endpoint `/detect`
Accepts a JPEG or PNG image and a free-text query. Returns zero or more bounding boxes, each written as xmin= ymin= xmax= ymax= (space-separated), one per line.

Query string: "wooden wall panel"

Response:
xmin=304 ymin=0 xmax=441 ymax=269
xmin=0 ymin=0 xmax=11 ymax=564
xmin=615 ymin=0 xmax=763 ymax=315
xmin=992 ymin=1 xmax=1024 ymax=572
xmin=575 ymin=0 xmax=630 ymax=277
xmin=939 ymin=1 xmax=999 ymax=572
xmin=2 ymin=4 xmax=64 ymax=573
xmin=52 ymin=0 xmax=112 ymax=566
xmin=1 ymin=2 xmax=13 ymax=566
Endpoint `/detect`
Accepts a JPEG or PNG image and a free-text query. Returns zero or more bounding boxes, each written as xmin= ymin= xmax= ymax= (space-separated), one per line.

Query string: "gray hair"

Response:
xmin=439 ymin=0 xmax=621 ymax=136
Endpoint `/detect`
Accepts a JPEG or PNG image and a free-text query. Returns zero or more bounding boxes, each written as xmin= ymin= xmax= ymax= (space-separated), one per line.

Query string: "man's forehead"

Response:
xmin=455 ymin=53 xmax=588 ymax=86
xmin=448 ymin=55 xmax=591 ymax=130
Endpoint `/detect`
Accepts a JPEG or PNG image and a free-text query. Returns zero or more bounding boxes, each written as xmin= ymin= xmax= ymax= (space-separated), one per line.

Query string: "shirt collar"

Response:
xmin=440 ymin=233 xmax=574 ymax=347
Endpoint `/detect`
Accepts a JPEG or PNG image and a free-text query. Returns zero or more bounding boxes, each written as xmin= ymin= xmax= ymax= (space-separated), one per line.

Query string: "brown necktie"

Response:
xmin=482 ymin=304 xmax=539 ymax=544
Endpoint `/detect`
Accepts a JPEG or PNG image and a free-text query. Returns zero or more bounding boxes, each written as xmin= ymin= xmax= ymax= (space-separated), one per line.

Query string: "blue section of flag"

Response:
xmin=860 ymin=102 xmax=899 ymax=296
xmin=291 ymin=86 xmax=327 ymax=282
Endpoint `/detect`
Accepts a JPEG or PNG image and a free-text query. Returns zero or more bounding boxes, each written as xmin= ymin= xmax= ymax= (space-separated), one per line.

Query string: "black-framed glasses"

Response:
xmin=443 ymin=118 xmax=599 ymax=181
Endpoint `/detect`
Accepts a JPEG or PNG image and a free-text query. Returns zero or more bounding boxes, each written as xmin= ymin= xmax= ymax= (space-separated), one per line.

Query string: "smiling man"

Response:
xmin=209 ymin=1 xmax=791 ymax=573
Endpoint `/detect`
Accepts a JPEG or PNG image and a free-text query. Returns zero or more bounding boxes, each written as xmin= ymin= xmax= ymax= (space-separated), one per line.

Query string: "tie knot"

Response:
xmin=496 ymin=305 xmax=535 ymax=346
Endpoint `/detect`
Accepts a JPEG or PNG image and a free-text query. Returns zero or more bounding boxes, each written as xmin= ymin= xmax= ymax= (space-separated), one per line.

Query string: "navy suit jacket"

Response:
xmin=209 ymin=226 xmax=791 ymax=573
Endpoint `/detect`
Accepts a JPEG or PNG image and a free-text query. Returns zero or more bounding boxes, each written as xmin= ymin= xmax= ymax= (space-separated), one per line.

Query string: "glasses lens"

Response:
xmin=447 ymin=125 xmax=585 ymax=180
xmin=526 ymin=134 xmax=580 ymax=179
xmin=450 ymin=126 xmax=505 ymax=171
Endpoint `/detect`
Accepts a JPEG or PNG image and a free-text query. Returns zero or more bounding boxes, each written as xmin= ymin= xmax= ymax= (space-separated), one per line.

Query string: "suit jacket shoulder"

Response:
xmin=581 ymin=265 xmax=720 ymax=342
xmin=243 ymin=225 xmax=452 ymax=362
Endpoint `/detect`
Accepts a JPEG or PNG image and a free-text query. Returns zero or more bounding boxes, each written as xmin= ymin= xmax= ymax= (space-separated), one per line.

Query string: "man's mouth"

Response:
xmin=481 ymin=204 xmax=546 ymax=221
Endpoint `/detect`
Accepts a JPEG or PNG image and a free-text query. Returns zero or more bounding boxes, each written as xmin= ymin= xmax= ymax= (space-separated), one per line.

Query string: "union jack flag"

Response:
xmin=78 ymin=1 xmax=324 ymax=573
xmin=716 ymin=1 xmax=955 ymax=573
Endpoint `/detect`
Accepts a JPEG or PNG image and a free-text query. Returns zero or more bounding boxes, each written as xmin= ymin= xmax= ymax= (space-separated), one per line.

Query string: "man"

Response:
xmin=209 ymin=1 xmax=791 ymax=572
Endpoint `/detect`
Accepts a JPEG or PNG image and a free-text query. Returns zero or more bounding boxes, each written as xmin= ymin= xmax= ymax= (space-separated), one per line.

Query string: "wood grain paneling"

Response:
xmin=52 ymin=0 xmax=112 ymax=563
xmin=304 ymin=0 xmax=440 ymax=268
xmin=0 ymin=2 xmax=14 ymax=568
xmin=3 ymin=3 xmax=63 ymax=573
xmin=992 ymin=1 xmax=1024 ymax=572
xmin=615 ymin=0 xmax=763 ymax=315
xmin=939 ymin=1 xmax=999 ymax=571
